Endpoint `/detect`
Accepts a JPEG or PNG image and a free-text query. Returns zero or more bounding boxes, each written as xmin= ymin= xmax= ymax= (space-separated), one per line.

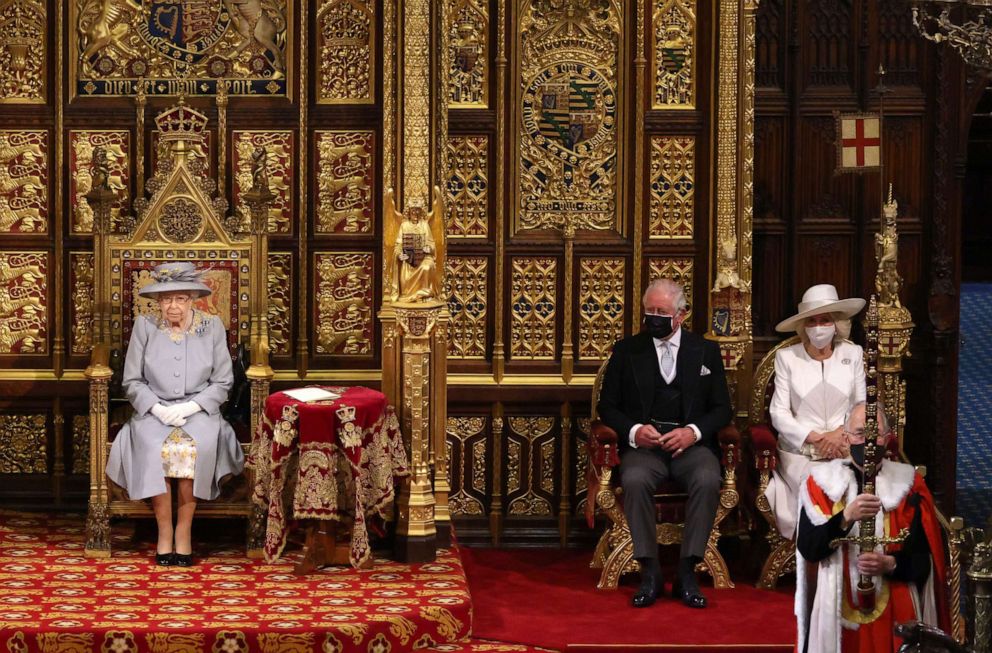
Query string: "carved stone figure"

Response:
xmin=384 ymin=186 xmax=444 ymax=304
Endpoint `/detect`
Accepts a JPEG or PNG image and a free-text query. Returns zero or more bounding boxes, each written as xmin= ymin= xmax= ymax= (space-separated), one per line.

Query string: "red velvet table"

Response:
xmin=251 ymin=386 xmax=408 ymax=569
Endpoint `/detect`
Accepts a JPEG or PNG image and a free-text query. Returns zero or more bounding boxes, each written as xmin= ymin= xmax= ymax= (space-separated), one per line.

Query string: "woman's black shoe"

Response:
xmin=155 ymin=553 xmax=175 ymax=566
xmin=173 ymin=553 xmax=194 ymax=567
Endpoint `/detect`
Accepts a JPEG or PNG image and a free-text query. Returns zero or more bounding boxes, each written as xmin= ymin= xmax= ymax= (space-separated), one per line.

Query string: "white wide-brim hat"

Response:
xmin=774 ymin=283 xmax=865 ymax=333
xmin=138 ymin=262 xmax=212 ymax=299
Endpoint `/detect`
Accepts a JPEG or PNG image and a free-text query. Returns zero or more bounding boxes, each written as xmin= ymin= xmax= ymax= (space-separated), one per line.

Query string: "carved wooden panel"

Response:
xmin=0 ymin=251 xmax=47 ymax=354
xmin=0 ymin=413 xmax=46 ymax=473
xmin=233 ymin=131 xmax=293 ymax=234
xmin=0 ymin=130 xmax=47 ymax=234
xmin=755 ymin=0 xmax=784 ymax=89
xmin=71 ymin=414 xmax=88 ymax=475
xmin=0 ymin=0 xmax=46 ymax=104
xmin=574 ymin=416 xmax=590 ymax=513
xmin=509 ymin=257 xmax=557 ymax=360
xmin=444 ymin=256 xmax=488 ymax=359
xmin=69 ymin=252 xmax=94 ymax=356
xmin=448 ymin=0 xmax=489 ymax=108
xmin=267 ymin=252 xmax=293 ymax=357
xmin=877 ymin=0 xmax=922 ymax=88
xmin=652 ymin=0 xmax=696 ymax=108
xmin=797 ymin=117 xmax=854 ymax=224
xmin=446 ymin=415 xmax=488 ymax=516
xmin=317 ymin=0 xmax=375 ymax=104
xmin=69 ymin=130 xmax=129 ymax=235
xmin=800 ymin=0 xmax=855 ymax=90
xmin=315 ymin=131 xmax=374 ymax=235
xmin=796 ymin=235 xmax=855 ymax=298
xmin=446 ymin=135 xmax=489 ymax=238
xmin=314 ymin=252 xmax=374 ymax=356
xmin=649 ymin=135 xmax=695 ymax=239
xmin=505 ymin=416 xmax=556 ymax=517
xmin=578 ymin=257 xmax=625 ymax=361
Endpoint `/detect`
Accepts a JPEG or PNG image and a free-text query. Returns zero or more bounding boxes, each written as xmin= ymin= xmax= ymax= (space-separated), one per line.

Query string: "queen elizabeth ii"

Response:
xmin=106 ymin=262 xmax=245 ymax=566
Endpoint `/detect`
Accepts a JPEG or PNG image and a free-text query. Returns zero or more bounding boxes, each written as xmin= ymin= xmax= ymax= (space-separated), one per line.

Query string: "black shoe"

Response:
xmin=672 ymin=578 xmax=707 ymax=608
xmin=172 ymin=553 xmax=194 ymax=567
xmin=632 ymin=572 xmax=662 ymax=608
xmin=155 ymin=552 xmax=175 ymax=566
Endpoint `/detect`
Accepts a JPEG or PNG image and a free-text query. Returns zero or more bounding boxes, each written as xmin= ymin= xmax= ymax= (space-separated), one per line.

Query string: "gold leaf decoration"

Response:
xmin=0 ymin=413 xmax=46 ymax=474
xmin=649 ymin=135 xmax=695 ymax=239
xmin=314 ymin=252 xmax=374 ymax=355
xmin=578 ymin=257 xmax=625 ymax=360
xmin=443 ymin=256 xmax=487 ymax=359
xmin=509 ymin=257 xmax=556 ymax=360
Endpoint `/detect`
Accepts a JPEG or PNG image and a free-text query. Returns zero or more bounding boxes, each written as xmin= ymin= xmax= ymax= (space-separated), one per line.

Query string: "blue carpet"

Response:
xmin=956 ymin=283 xmax=992 ymax=529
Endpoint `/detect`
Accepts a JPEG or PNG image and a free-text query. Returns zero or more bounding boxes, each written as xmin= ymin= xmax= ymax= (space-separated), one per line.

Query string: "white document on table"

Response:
xmin=282 ymin=387 xmax=341 ymax=403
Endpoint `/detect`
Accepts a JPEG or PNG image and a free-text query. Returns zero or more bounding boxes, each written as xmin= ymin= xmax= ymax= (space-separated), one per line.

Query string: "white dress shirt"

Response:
xmin=627 ymin=327 xmax=703 ymax=448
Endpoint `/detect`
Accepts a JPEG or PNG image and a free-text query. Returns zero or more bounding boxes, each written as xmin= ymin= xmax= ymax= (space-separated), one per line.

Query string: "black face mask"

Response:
xmin=849 ymin=442 xmax=866 ymax=468
xmin=644 ymin=314 xmax=674 ymax=340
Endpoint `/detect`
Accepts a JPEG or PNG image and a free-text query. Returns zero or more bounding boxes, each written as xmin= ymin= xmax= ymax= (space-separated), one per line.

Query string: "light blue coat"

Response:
xmin=106 ymin=310 xmax=245 ymax=500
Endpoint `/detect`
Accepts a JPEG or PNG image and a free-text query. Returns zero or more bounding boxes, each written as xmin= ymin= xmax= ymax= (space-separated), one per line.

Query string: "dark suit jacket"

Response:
xmin=596 ymin=329 xmax=732 ymax=454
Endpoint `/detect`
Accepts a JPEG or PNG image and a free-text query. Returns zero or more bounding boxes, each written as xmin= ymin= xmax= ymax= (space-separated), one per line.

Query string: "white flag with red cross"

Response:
xmin=836 ymin=113 xmax=881 ymax=173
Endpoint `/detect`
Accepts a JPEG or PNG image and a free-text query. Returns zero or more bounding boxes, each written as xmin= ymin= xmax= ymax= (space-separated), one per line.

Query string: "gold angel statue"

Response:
xmin=384 ymin=186 xmax=444 ymax=304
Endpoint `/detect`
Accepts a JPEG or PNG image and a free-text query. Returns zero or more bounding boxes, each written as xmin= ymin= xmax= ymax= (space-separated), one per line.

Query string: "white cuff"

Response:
xmin=628 ymin=424 xmax=642 ymax=449
xmin=687 ymin=424 xmax=702 ymax=443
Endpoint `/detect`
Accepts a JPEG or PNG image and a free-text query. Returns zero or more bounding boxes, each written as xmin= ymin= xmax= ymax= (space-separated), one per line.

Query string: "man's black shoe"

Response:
xmin=632 ymin=572 xmax=662 ymax=608
xmin=672 ymin=578 xmax=707 ymax=608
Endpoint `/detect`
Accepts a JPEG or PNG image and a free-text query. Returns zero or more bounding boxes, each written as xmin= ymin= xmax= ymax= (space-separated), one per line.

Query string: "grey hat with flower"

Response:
xmin=138 ymin=262 xmax=212 ymax=298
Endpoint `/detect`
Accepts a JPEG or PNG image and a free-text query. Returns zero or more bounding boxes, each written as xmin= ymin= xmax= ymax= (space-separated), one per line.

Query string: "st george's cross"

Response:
xmin=836 ymin=113 xmax=882 ymax=173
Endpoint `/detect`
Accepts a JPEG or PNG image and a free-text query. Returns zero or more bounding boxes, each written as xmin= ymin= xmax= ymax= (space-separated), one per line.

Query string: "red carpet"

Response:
xmin=461 ymin=547 xmax=795 ymax=652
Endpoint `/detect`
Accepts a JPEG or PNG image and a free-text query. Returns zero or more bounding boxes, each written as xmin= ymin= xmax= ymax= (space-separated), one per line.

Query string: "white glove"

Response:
xmin=151 ymin=403 xmax=186 ymax=428
xmin=173 ymin=400 xmax=202 ymax=420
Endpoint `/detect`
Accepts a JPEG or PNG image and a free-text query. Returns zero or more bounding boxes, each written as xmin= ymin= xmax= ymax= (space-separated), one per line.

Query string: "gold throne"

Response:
xmin=84 ymin=100 xmax=275 ymax=558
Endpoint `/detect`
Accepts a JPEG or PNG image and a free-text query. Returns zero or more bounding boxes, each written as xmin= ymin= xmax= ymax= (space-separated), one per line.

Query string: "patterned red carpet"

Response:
xmin=0 ymin=512 xmax=551 ymax=653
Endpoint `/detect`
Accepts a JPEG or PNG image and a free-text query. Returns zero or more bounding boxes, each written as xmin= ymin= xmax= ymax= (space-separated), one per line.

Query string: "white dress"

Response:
xmin=763 ymin=340 xmax=865 ymax=538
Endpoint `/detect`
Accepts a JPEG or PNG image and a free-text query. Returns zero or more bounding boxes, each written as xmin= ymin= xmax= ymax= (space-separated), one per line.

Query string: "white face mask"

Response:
xmin=805 ymin=325 xmax=835 ymax=350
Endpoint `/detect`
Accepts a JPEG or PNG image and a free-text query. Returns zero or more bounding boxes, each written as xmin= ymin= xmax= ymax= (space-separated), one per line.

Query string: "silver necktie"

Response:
xmin=660 ymin=342 xmax=674 ymax=380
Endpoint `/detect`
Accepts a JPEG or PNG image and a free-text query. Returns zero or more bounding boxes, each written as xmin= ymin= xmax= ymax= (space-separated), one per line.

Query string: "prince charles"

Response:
xmin=597 ymin=278 xmax=732 ymax=609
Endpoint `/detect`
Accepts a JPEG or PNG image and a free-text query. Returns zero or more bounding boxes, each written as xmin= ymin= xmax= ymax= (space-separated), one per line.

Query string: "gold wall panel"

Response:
xmin=506 ymin=416 xmax=554 ymax=517
xmin=314 ymin=252 xmax=374 ymax=356
xmin=72 ymin=414 xmax=89 ymax=475
xmin=69 ymin=130 xmax=129 ymax=234
xmin=316 ymin=0 xmax=375 ymax=104
xmin=578 ymin=257 xmax=625 ymax=361
xmin=267 ymin=252 xmax=292 ymax=357
xmin=0 ymin=130 xmax=47 ymax=234
xmin=446 ymin=415 xmax=487 ymax=516
xmin=514 ymin=0 xmax=624 ymax=233
xmin=509 ymin=256 xmax=557 ymax=360
xmin=652 ymin=0 xmax=696 ymax=108
xmin=233 ymin=131 xmax=293 ymax=234
xmin=444 ymin=256 xmax=487 ymax=359
xmin=448 ymin=0 xmax=488 ymax=108
xmin=70 ymin=252 xmax=94 ymax=356
xmin=70 ymin=0 xmax=292 ymax=97
xmin=446 ymin=135 xmax=488 ymax=238
xmin=0 ymin=413 xmax=46 ymax=473
xmin=0 ymin=0 xmax=46 ymax=103
xmin=315 ymin=131 xmax=374 ymax=235
xmin=648 ymin=257 xmax=693 ymax=322
xmin=649 ymin=135 xmax=695 ymax=239
xmin=0 ymin=251 xmax=47 ymax=354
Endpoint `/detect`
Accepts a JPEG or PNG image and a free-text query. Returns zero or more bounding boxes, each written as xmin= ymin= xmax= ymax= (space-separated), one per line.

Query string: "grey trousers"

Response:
xmin=619 ymin=445 xmax=721 ymax=560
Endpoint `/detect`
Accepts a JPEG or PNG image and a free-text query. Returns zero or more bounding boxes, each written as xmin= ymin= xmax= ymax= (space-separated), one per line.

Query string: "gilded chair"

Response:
xmin=84 ymin=101 xmax=275 ymax=558
xmin=585 ymin=355 xmax=741 ymax=590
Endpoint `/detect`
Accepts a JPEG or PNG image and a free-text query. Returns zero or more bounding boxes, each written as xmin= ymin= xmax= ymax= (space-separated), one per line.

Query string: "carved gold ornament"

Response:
xmin=446 ymin=416 xmax=486 ymax=516
xmin=317 ymin=0 xmax=374 ymax=103
xmin=445 ymin=136 xmax=489 ymax=238
xmin=70 ymin=130 xmax=129 ymax=234
xmin=578 ymin=257 xmax=625 ymax=360
xmin=267 ymin=252 xmax=292 ymax=356
xmin=315 ymin=131 xmax=374 ymax=234
xmin=71 ymin=0 xmax=291 ymax=98
xmin=652 ymin=0 xmax=696 ymax=108
xmin=70 ymin=252 xmax=95 ymax=355
xmin=233 ymin=131 xmax=293 ymax=234
xmin=0 ymin=413 xmax=47 ymax=473
xmin=506 ymin=416 xmax=555 ymax=516
xmin=0 ymin=251 xmax=47 ymax=354
xmin=0 ymin=0 xmax=46 ymax=103
xmin=0 ymin=130 xmax=47 ymax=234
xmin=515 ymin=0 xmax=624 ymax=233
xmin=443 ymin=256 xmax=487 ymax=359
xmin=649 ymin=136 xmax=695 ymax=239
xmin=509 ymin=256 xmax=557 ymax=360
xmin=314 ymin=252 xmax=373 ymax=355
xmin=448 ymin=0 xmax=488 ymax=108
